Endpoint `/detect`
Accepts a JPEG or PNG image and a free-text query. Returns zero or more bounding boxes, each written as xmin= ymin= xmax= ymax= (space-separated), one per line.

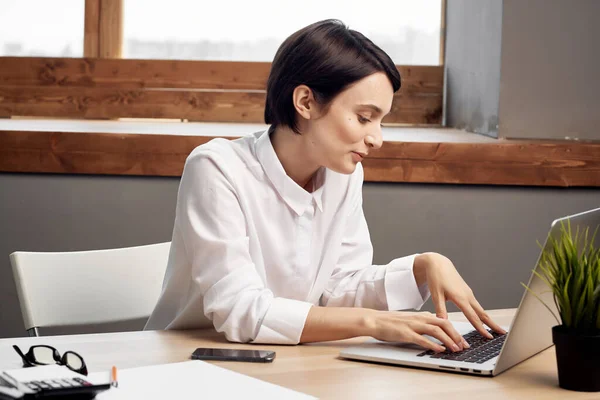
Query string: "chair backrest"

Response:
xmin=10 ymin=242 xmax=170 ymax=335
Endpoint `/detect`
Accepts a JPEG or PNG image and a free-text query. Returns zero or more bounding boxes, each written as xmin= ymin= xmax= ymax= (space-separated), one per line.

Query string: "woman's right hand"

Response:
xmin=367 ymin=310 xmax=470 ymax=353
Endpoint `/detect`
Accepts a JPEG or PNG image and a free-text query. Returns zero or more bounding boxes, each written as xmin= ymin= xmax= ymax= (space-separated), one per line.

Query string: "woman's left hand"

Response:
xmin=413 ymin=252 xmax=506 ymax=339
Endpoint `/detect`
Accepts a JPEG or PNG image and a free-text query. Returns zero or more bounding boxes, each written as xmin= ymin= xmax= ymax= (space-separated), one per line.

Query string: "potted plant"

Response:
xmin=523 ymin=221 xmax=600 ymax=392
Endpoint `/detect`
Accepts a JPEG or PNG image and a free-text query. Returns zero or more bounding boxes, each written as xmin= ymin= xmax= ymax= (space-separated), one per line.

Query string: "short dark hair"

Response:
xmin=264 ymin=19 xmax=401 ymax=134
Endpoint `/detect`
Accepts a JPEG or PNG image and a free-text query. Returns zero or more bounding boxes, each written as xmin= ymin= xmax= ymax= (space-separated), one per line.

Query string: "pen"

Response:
xmin=110 ymin=365 xmax=118 ymax=388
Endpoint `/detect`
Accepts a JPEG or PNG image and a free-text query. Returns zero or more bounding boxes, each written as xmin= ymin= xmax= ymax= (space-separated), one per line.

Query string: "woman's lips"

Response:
xmin=351 ymin=152 xmax=365 ymax=162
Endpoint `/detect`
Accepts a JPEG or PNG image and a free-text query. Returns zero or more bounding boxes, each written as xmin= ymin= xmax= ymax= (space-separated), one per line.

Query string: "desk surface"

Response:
xmin=0 ymin=309 xmax=595 ymax=399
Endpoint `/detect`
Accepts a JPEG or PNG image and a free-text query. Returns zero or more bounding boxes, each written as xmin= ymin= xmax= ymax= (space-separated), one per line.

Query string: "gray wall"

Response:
xmin=447 ymin=0 xmax=600 ymax=141
xmin=445 ymin=0 xmax=503 ymax=137
xmin=0 ymin=174 xmax=178 ymax=338
xmin=499 ymin=0 xmax=600 ymax=140
xmin=1 ymin=172 xmax=598 ymax=338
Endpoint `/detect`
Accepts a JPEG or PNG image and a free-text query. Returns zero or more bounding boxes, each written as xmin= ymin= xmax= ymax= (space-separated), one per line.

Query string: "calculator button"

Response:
xmin=60 ymin=379 xmax=75 ymax=387
xmin=72 ymin=377 xmax=92 ymax=386
xmin=48 ymin=380 xmax=65 ymax=388
xmin=37 ymin=381 xmax=53 ymax=390
xmin=25 ymin=382 xmax=41 ymax=390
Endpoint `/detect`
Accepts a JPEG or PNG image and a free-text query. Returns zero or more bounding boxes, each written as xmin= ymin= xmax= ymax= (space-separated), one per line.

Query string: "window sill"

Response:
xmin=0 ymin=119 xmax=598 ymax=187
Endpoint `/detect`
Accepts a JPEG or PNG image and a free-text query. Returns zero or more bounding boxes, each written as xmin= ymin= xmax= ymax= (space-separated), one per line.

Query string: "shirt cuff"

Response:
xmin=252 ymin=297 xmax=313 ymax=344
xmin=384 ymin=254 xmax=431 ymax=311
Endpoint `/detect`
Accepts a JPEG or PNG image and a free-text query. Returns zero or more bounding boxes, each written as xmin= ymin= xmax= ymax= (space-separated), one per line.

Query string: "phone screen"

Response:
xmin=191 ymin=348 xmax=276 ymax=362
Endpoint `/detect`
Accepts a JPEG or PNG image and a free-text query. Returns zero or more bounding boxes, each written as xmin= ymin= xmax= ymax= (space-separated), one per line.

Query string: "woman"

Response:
xmin=145 ymin=19 xmax=505 ymax=353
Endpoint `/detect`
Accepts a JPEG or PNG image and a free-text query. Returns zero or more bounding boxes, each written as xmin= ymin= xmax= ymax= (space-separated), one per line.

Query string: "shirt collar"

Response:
xmin=255 ymin=128 xmax=324 ymax=216
xmin=312 ymin=169 xmax=325 ymax=213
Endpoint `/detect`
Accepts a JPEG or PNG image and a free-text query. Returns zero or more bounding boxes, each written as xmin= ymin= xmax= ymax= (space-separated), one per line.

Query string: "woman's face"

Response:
xmin=303 ymin=72 xmax=393 ymax=174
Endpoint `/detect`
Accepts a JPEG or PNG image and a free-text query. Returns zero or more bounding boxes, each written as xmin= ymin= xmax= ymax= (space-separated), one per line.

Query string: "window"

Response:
xmin=123 ymin=0 xmax=442 ymax=64
xmin=0 ymin=0 xmax=84 ymax=57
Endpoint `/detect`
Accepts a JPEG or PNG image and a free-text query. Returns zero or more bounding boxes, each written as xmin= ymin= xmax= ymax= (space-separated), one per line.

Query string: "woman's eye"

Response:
xmin=358 ymin=115 xmax=371 ymax=123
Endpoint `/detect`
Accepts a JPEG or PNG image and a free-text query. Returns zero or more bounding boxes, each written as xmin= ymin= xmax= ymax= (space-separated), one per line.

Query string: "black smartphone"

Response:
xmin=191 ymin=348 xmax=275 ymax=363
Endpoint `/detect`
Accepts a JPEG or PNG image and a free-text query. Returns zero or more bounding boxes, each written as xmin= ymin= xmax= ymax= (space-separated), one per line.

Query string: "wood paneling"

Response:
xmin=0 ymin=130 xmax=203 ymax=176
xmin=0 ymin=58 xmax=441 ymax=92
xmin=365 ymin=141 xmax=600 ymax=186
xmin=386 ymin=92 xmax=442 ymax=125
xmin=0 ymin=58 xmax=443 ymax=124
xmin=0 ymin=86 xmax=438 ymax=124
xmin=0 ymin=87 xmax=267 ymax=123
xmin=0 ymin=58 xmax=269 ymax=90
xmin=98 ymin=0 xmax=123 ymax=58
xmin=1 ymin=130 xmax=598 ymax=186
xmin=84 ymin=0 xmax=100 ymax=58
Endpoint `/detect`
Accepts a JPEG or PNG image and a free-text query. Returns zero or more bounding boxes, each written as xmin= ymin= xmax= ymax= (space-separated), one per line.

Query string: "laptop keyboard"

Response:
xmin=416 ymin=329 xmax=507 ymax=364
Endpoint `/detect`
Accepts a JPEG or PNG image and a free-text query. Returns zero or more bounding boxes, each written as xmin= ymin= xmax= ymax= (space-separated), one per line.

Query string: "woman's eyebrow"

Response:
xmin=356 ymin=104 xmax=383 ymax=114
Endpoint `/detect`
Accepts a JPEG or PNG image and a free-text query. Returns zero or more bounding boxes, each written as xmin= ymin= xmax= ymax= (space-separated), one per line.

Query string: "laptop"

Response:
xmin=340 ymin=207 xmax=600 ymax=376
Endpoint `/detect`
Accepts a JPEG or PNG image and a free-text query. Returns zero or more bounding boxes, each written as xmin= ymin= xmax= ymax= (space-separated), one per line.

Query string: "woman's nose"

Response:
xmin=365 ymin=128 xmax=383 ymax=149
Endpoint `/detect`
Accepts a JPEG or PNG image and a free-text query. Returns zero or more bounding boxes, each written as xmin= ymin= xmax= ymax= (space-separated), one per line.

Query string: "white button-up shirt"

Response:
xmin=145 ymin=129 xmax=429 ymax=344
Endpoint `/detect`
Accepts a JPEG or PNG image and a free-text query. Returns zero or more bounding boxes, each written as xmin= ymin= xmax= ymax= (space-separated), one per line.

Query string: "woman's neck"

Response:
xmin=270 ymin=126 xmax=320 ymax=191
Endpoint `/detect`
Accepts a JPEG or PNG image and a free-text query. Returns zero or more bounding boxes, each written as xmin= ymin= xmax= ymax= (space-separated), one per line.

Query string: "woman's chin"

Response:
xmin=329 ymin=161 xmax=358 ymax=175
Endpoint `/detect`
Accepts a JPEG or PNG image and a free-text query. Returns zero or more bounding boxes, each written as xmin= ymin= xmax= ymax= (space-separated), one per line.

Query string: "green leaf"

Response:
xmin=531 ymin=220 xmax=600 ymax=331
xmin=561 ymin=271 xmax=573 ymax=326
xmin=532 ymin=269 xmax=553 ymax=289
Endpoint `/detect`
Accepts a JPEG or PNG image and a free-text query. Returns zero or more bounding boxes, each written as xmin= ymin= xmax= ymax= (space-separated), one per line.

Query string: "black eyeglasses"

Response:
xmin=12 ymin=345 xmax=88 ymax=376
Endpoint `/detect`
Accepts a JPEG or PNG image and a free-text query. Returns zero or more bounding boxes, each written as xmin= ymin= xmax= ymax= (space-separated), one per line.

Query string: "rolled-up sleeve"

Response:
xmin=384 ymin=255 xmax=431 ymax=311
xmin=179 ymin=152 xmax=312 ymax=344
xmin=321 ymin=164 xmax=430 ymax=311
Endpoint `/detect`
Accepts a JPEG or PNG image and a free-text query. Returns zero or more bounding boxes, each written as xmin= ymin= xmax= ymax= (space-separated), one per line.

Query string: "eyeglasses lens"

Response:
xmin=64 ymin=353 xmax=84 ymax=370
xmin=31 ymin=347 xmax=56 ymax=365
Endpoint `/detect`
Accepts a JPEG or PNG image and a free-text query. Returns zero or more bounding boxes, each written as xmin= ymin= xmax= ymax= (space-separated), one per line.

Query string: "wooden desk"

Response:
xmin=0 ymin=309 xmax=595 ymax=399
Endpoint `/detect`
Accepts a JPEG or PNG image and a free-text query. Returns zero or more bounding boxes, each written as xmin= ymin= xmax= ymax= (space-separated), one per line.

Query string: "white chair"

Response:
xmin=10 ymin=242 xmax=170 ymax=337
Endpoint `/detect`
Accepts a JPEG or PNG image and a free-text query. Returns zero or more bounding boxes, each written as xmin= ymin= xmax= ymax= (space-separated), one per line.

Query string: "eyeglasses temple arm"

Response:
xmin=11 ymin=345 xmax=33 ymax=367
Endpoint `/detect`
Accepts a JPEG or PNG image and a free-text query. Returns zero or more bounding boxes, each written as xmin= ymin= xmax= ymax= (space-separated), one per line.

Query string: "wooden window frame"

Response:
xmin=84 ymin=0 xmax=123 ymax=58
xmin=0 ymin=0 xmax=445 ymax=125
xmin=0 ymin=128 xmax=598 ymax=187
xmin=0 ymin=0 xmax=598 ymax=187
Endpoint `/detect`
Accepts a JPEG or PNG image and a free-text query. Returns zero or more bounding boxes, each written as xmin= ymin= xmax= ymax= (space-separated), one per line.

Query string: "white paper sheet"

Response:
xmin=88 ymin=361 xmax=316 ymax=400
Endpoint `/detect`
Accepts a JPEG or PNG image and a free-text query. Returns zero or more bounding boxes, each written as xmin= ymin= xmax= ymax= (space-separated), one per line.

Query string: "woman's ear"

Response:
xmin=292 ymin=85 xmax=317 ymax=120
